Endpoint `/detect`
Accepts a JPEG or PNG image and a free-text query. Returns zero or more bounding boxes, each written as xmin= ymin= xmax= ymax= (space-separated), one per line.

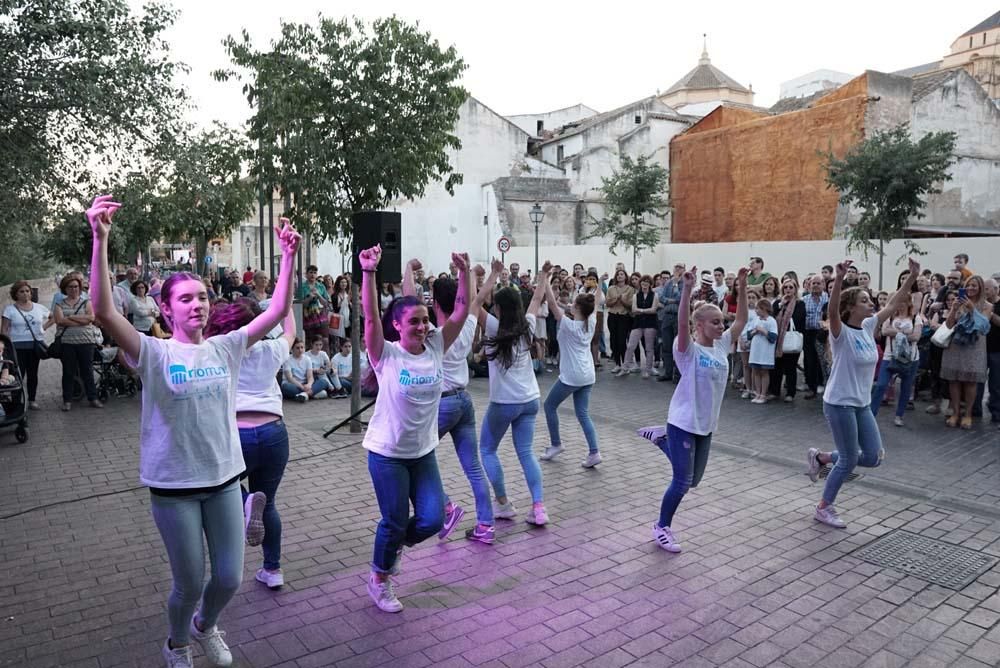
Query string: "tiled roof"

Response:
xmin=911 ymin=69 xmax=958 ymax=101
xmin=664 ymin=61 xmax=750 ymax=95
xmin=893 ymin=61 xmax=942 ymax=78
xmin=961 ymin=10 xmax=1000 ymax=37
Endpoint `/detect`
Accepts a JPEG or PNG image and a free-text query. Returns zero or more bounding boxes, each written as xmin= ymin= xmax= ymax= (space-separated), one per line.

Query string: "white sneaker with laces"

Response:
xmin=368 ymin=573 xmax=403 ymax=613
xmin=255 ymin=568 xmax=284 ymax=589
xmin=525 ymin=503 xmax=549 ymax=526
xmin=190 ymin=619 xmax=232 ymax=667
xmin=581 ymin=452 xmax=602 ymax=468
xmin=805 ymin=448 xmax=821 ymax=483
xmin=314 ymin=390 xmax=328 ymax=399
xmin=783 ymin=395 xmax=794 ymax=403
xmin=893 ymin=416 xmax=904 ymax=427
xmin=162 ymin=640 xmax=193 ymax=668
xmin=610 ymin=365 xmax=621 ymax=374
xmin=652 ymin=524 xmax=681 ymax=553
xmin=636 ymin=425 xmax=667 ymax=446
xmin=493 ymin=501 xmax=517 ymax=520
xmin=740 ymin=390 xmax=751 ymax=399
xmin=814 ymin=505 xmax=847 ymax=528
xmin=540 ymin=445 xmax=564 ymax=461
xmin=244 ymin=492 xmax=266 ymax=547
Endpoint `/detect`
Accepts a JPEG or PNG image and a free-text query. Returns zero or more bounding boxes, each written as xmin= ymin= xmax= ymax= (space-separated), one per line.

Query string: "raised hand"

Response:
xmin=907 ymin=257 xmax=921 ymax=278
xmin=736 ymin=266 xmax=750 ymax=282
xmin=359 ymin=244 xmax=382 ymax=271
xmin=490 ymin=257 xmax=504 ymax=274
xmin=86 ymin=195 xmax=122 ymax=239
xmin=682 ymin=265 xmax=697 ymax=284
xmin=407 ymin=258 xmax=423 ymax=272
xmin=451 ymin=252 xmax=469 ymax=273
xmin=835 ymin=260 xmax=853 ymax=279
xmin=276 ymin=217 xmax=301 ymax=255
xmin=541 ymin=260 xmax=553 ymax=274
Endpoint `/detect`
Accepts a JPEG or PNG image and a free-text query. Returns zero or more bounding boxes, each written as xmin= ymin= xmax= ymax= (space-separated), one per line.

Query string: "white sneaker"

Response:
xmin=615 ymin=368 xmax=629 ymax=377
xmin=540 ymin=445 xmax=564 ymax=461
xmin=652 ymin=524 xmax=681 ymax=553
xmin=783 ymin=395 xmax=794 ymax=403
xmin=314 ymin=390 xmax=328 ymax=399
xmin=493 ymin=501 xmax=517 ymax=520
xmin=893 ymin=416 xmax=904 ymax=427
xmin=189 ymin=619 xmax=232 ymax=667
xmin=244 ymin=492 xmax=266 ymax=547
xmin=814 ymin=505 xmax=847 ymax=529
xmin=255 ymin=568 xmax=284 ymax=589
xmin=525 ymin=503 xmax=549 ymax=526
xmin=636 ymin=425 xmax=667 ymax=447
xmin=294 ymin=392 xmax=308 ymax=403
xmin=610 ymin=365 xmax=621 ymax=374
xmin=805 ymin=448 xmax=821 ymax=483
xmin=367 ymin=573 xmax=403 ymax=613
xmin=740 ymin=390 xmax=751 ymax=399
xmin=162 ymin=640 xmax=194 ymax=668
xmin=581 ymin=452 xmax=602 ymax=468
xmin=641 ymin=371 xmax=650 ymax=379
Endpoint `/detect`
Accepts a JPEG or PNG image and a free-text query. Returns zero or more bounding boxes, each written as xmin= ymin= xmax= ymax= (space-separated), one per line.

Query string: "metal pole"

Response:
xmin=267 ymin=189 xmax=275 ymax=278
xmin=534 ymin=223 xmax=539 ymax=277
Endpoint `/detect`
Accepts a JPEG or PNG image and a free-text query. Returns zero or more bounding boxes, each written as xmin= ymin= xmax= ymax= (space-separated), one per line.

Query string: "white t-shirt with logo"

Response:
xmin=484 ymin=313 xmax=540 ymax=404
xmin=363 ymin=330 xmax=445 ymax=459
xmin=332 ymin=352 xmax=352 ymax=378
xmin=236 ymin=338 xmax=289 ymax=416
xmin=668 ymin=329 xmax=734 ymax=436
xmin=306 ymin=349 xmax=332 ymax=374
xmin=442 ymin=315 xmax=476 ymax=392
xmin=3 ymin=303 xmax=50 ymax=344
xmin=557 ymin=315 xmax=596 ymax=387
xmin=128 ymin=327 xmax=248 ymax=489
xmin=824 ymin=316 xmax=879 ymax=408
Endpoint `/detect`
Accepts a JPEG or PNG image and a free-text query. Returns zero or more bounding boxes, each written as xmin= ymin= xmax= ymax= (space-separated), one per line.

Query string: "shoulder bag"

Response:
xmin=931 ymin=323 xmax=954 ymax=348
xmin=51 ymin=299 xmax=89 ymax=358
xmin=781 ymin=310 xmax=803 ymax=354
xmin=14 ymin=307 xmax=49 ymax=359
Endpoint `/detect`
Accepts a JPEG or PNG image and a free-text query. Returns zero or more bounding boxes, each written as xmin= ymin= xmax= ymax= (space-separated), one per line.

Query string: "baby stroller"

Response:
xmin=0 ymin=334 xmax=29 ymax=443
xmin=92 ymin=345 xmax=140 ymax=402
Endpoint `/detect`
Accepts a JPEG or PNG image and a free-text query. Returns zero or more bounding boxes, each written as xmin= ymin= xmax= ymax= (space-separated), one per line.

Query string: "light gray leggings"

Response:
xmin=150 ymin=480 xmax=244 ymax=644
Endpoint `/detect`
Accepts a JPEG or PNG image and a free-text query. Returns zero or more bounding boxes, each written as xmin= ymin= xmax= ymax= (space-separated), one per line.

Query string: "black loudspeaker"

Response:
xmin=352 ymin=211 xmax=402 ymax=284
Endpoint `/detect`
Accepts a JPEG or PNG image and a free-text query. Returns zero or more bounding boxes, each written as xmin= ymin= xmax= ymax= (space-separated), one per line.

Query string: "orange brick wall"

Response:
xmin=669 ymin=89 xmax=868 ymax=242
xmin=685 ymin=106 xmax=771 ymax=135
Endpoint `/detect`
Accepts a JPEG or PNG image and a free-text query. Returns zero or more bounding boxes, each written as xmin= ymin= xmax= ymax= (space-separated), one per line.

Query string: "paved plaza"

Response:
xmin=2 ymin=362 xmax=1000 ymax=668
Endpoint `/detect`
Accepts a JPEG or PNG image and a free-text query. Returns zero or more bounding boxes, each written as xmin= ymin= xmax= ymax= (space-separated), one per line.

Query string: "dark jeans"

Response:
xmin=607 ymin=313 xmax=631 ymax=367
xmin=769 ymin=351 xmax=799 ymax=398
xmin=803 ymin=330 xmax=826 ymax=392
xmin=657 ymin=423 xmax=712 ymax=528
xmin=660 ymin=317 xmax=679 ymax=378
xmin=60 ymin=342 xmax=97 ymax=402
xmin=367 ymin=450 xmax=445 ymax=574
xmin=13 ymin=342 xmax=41 ymax=401
xmin=239 ymin=419 xmax=290 ymax=570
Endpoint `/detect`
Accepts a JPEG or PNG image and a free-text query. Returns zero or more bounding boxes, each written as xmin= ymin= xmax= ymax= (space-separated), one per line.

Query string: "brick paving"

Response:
xmin=1 ymin=361 xmax=999 ymax=667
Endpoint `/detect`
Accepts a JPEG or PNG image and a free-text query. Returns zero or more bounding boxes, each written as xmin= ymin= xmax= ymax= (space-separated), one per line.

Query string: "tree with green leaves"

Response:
xmin=824 ymin=123 xmax=956 ymax=289
xmin=584 ymin=154 xmax=669 ymax=272
xmin=216 ymin=15 xmax=467 ymax=429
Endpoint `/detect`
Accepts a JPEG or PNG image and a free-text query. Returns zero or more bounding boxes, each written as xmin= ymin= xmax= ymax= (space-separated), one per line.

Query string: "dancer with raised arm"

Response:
xmin=638 ymin=266 xmax=749 ymax=552
xmin=360 ymin=244 xmax=471 ymax=613
xmin=88 ymin=195 xmax=300 ymax=668
xmin=806 ymin=258 xmax=920 ymax=528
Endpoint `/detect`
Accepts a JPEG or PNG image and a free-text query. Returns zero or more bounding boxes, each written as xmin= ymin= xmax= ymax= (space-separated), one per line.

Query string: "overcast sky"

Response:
xmin=145 ymin=0 xmax=996 ymax=130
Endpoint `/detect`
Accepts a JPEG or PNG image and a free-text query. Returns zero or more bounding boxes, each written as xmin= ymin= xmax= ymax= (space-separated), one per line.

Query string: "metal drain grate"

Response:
xmin=853 ymin=530 xmax=998 ymax=589
xmin=818 ymin=464 xmax=860 ymax=482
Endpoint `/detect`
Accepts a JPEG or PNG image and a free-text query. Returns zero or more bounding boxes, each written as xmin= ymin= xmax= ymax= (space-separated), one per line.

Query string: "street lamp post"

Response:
xmin=529 ymin=202 xmax=544 ymax=277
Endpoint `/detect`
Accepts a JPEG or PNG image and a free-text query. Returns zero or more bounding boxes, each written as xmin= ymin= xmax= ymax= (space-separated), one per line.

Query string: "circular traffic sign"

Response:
xmin=497 ymin=236 xmax=511 ymax=253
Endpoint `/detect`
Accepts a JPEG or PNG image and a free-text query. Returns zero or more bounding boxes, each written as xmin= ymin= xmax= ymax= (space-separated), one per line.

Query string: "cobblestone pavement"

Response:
xmin=1 ymin=361 xmax=999 ymax=667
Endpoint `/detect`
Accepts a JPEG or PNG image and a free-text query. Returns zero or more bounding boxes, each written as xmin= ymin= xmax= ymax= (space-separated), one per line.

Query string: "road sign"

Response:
xmin=497 ymin=236 xmax=511 ymax=253
xmin=204 ymin=255 xmax=213 ymax=264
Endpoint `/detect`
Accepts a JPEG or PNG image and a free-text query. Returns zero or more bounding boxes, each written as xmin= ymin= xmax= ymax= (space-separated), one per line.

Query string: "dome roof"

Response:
xmin=664 ymin=39 xmax=750 ymax=95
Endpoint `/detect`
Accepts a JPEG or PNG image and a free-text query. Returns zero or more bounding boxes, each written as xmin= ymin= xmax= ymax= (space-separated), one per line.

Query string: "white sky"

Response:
xmin=146 ymin=0 xmax=997 ymax=130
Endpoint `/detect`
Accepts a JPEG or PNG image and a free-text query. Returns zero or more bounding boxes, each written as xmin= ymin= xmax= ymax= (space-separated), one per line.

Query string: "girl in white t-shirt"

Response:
xmin=806 ymin=258 xmax=920 ymax=529
xmin=638 ymin=266 xmax=749 ymax=553
xmin=359 ymin=244 xmax=471 ymax=614
xmin=87 ymin=194 xmax=301 ymax=668
xmin=540 ymin=263 xmax=601 ymax=468
xmin=479 ymin=267 xmax=550 ymax=527
xmin=306 ymin=334 xmax=345 ymax=397
xmin=747 ymin=300 xmax=778 ymax=404
xmin=281 ymin=338 xmax=334 ymax=401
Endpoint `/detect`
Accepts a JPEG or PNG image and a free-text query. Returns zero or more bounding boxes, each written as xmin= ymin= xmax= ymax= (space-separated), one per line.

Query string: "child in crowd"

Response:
xmin=747 ymin=299 xmax=778 ymax=404
xmin=331 ymin=339 xmax=354 ymax=394
xmin=306 ymin=334 xmax=347 ymax=397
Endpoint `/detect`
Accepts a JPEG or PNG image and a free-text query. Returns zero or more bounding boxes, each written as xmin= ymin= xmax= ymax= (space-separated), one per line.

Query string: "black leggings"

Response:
xmin=14 ymin=344 xmax=41 ymax=402
xmin=61 ymin=343 xmax=97 ymax=402
xmin=769 ymin=352 xmax=799 ymax=398
xmin=607 ymin=313 xmax=631 ymax=366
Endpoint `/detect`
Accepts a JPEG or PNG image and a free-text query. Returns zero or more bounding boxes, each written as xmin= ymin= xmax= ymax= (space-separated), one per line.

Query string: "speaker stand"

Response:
xmin=323 ymin=398 xmax=377 ymax=438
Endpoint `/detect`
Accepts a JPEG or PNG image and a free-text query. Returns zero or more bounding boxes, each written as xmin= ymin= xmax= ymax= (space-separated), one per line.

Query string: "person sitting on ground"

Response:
xmin=305 ymin=334 xmax=346 ymax=397
xmin=281 ymin=338 xmax=334 ymax=402
xmin=331 ymin=339 xmax=354 ymax=394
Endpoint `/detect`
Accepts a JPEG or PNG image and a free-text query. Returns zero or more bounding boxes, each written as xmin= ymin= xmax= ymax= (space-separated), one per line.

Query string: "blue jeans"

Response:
xmin=480 ymin=400 xmax=543 ymax=503
xmin=150 ymin=481 xmax=244 ymax=644
xmin=367 ymin=451 xmax=445 ymax=574
xmin=239 ymin=419 xmax=289 ymax=570
xmin=438 ymin=391 xmax=493 ymax=524
xmin=823 ymin=403 xmax=883 ymax=505
xmin=543 ymin=380 xmax=599 ymax=454
xmin=870 ymin=359 xmax=919 ymax=418
xmin=657 ymin=424 xmax=712 ymax=528
xmin=280 ymin=377 xmax=332 ymax=398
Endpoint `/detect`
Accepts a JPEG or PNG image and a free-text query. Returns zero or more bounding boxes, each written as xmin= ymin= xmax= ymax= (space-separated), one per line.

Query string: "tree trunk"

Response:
xmin=349 ymin=282 xmax=362 ymax=433
xmin=196 ymin=235 xmax=209 ymax=278
xmin=878 ymin=237 xmax=884 ymax=291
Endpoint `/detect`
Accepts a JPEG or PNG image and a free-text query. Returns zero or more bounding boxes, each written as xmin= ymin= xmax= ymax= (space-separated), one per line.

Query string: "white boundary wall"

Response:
xmin=498 ymin=237 xmax=1000 ymax=291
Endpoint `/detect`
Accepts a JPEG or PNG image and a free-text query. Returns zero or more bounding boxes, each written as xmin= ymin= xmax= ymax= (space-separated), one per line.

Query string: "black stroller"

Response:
xmin=0 ymin=334 xmax=29 ymax=443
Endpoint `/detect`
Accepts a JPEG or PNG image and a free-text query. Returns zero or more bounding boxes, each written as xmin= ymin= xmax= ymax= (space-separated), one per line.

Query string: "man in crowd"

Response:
xmin=746 ymin=256 xmax=771 ymax=286
xmin=117 ymin=267 xmax=138 ymax=293
xmin=802 ymin=275 xmax=829 ymax=399
xmin=712 ymin=267 xmax=728 ymax=302
xmin=657 ymin=262 xmax=685 ymax=382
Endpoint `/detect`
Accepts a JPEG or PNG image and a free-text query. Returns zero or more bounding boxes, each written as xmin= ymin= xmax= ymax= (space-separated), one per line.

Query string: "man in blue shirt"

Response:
xmin=657 ymin=263 xmax=686 ymax=382
xmin=802 ymin=276 xmax=829 ymax=399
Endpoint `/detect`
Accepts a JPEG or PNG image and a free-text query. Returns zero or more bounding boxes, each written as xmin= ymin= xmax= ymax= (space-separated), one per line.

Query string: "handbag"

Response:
xmin=14 ymin=307 xmax=49 ymax=359
xmin=931 ymin=323 xmax=954 ymax=348
xmin=781 ymin=314 xmax=803 ymax=354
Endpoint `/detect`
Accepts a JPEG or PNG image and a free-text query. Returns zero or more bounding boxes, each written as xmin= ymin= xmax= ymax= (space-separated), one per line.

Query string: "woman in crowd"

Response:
xmin=248 ymin=271 xmax=271 ymax=306
xmin=296 ymin=265 xmax=331 ymax=353
xmin=806 ymin=258 xmax=919 ymax=529
xmin=130 ymin=280 xmax=160 ymax=336
xmin=359 ymin=244 xmax=470 ymax=613
xmin=925 ymin=289 xmax=956 ymax=415
xmin=53 ymin=273 xmax=102 ymax=411
xmin=88 ymin=195 xmax=300 ymax=668
xmin=380 ymin=282 xmax=396 ymax=312
xmin=541 ymin=262 xmax=601 ymax=468
xmin=870 ymin=298 xmax=924 ymax=427
xmin=770 ymin=279 xmax=805 ymax=402
xmin=600 ymin=269 xmax=635 ymax=373
xmin=479 ymin=266 xmax=550 ymax=527
xmin=1 ymin=281 xmax=52 ymax=409
xmin=331 ymin=276 xmax=351 ymax=348
xmin=281 ymin=338 xmax=334 ymax=402
xmin=619 ymin=274 xmax=659 ymax=378
xmin=941 ymin=275 xmax=992 ymax=429
xmin=760 ymin=276 xmax=780 ymax=301
xmin=545 ymin=273 xmax=562 ymax=364
xmin=205 ymin=299 xmax=298 ymax=590
xmin=638 ymin=266 xmax=749 ymax=552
